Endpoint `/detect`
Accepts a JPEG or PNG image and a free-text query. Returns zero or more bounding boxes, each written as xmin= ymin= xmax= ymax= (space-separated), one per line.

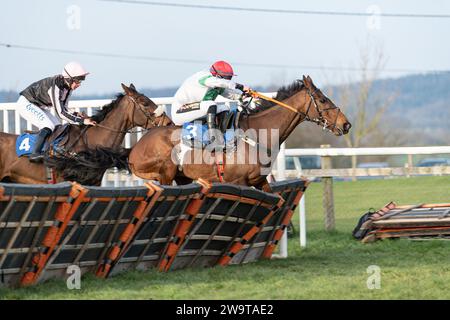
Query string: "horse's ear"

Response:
xmin=121 ymin=83 xmax=130 ymax=94
xmin=121 ymin=83 xmax=136 ymax=96
xmin=302 ymin=75 xmax=311 ymax=88
xmin=129 ymin=83 xmax=136 ymax=91
xmin=307 ymin=75 xmax=317 ymax=89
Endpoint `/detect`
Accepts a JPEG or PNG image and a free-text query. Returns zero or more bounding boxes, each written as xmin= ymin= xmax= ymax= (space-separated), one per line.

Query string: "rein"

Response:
xmin=59 ymin=95 xmax=165 ymax=154
xmin=249 ymin=90 xmax=299 ymax=114
xmin=248 ymin=85 xmax=343 ymax=134
xmin=94 ymin=95 xmax=164 ymax=134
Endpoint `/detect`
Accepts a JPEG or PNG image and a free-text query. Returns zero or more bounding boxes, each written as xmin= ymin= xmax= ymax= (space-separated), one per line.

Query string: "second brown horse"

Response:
xmin=0 ymin=84 xmax=171 ymax=185
xmin=128 ymin=76 xmax=351 ymax=189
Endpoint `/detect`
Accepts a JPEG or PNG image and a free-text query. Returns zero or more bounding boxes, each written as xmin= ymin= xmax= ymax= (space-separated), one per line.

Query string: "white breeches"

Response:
xmin=17 ymin=95 xmax=61 ymax=130
xmin=170 ymin=100 xmax=230 ymax=125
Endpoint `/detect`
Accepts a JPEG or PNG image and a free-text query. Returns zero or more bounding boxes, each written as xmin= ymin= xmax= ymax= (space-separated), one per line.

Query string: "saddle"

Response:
xmin=181 ymin=110 xmax=241 ymax=150
xmin=16 ymin=124 xmax=72 ymax=158
xmin=44 ymin=124 xmax=71 ymax=153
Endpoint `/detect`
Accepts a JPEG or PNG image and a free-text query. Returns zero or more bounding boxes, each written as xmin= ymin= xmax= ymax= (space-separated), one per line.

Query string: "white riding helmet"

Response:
xmin=62 ymin=61 xmax=90 ymax=79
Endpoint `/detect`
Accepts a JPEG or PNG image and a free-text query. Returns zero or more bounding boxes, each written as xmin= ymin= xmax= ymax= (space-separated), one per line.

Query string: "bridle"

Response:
xmin=95 ymin=94 xmax=166 ymax=134
xmin=303 ymin=84 xmax=344 ymax=135
xmin=126 ymin=94 xmax=165 ymax=130
xmin=51 ymin=94 xmax=169 ymax=161
xmin=246 ymin=81 xmax=343 ymax=135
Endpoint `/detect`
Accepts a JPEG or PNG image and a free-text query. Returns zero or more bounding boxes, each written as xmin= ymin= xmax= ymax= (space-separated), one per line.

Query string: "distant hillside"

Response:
xmin=371 ymin=72 xmax=450 ymax=131
xmin=0 ymin=90 xmax=18 ymax=102
xmin=77 ymin=87 xmax=179 ymax=101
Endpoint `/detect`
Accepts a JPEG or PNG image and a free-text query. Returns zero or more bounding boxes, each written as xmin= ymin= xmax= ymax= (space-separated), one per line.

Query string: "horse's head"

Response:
xmin=302 ymin=75 xmax=351 ymax=136
xmin=121 ymin=83 xmax=171 ymax=129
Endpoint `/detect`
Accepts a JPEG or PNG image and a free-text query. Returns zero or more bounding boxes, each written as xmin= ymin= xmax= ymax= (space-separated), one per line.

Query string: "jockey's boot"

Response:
xmin=207 ymin=105 xmax=225 ymax=150
xmin=29 ymin=127 xmax=52 ymax=163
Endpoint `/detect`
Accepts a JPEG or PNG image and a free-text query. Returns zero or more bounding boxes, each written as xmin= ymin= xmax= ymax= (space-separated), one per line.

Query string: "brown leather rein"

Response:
xmin=94 ymin=95 xmax=167 ymax=134
xmin=248 ymin=85 xmax=343 ymax=135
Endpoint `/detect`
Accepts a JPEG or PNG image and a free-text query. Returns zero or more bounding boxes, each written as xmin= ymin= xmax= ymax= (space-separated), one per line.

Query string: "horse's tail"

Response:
xmin=45 ymin=146 xmax=130 ymax=185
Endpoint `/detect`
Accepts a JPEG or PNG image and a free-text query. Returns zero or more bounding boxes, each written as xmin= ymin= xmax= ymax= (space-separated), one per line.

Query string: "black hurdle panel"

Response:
xmin=229 ymin=179 xmax=308 ymax=264
xmin=107 ymin=182 xmax=204 ymax=276
xmin=261 ymin=179 xmax=308 ymax=259
xmin=0 ymin=182 xmax=78 ymax=287
xmin=36 ymin=185 xmax=153 ymax=283
xmin=168 ymin=183 xmax=284 ymax=270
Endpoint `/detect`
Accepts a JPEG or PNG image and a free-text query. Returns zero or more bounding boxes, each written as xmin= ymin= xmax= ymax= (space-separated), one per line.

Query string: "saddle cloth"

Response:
xmin=181 ymin=110 xmax=238 ymax=149
xmin=15 ymin=124 xmax=71 ymax=157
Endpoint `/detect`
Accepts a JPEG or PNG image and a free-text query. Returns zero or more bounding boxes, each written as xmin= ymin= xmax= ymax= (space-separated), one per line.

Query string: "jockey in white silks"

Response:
xmin=157 ymin=61 xmax=250 ymax=147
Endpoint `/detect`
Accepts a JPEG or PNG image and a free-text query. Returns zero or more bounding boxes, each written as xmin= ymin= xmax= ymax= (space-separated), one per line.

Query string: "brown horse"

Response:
xmin=0 ymin=83 xmax=171 ymax=185
xmin=128 ymin=75 xmax=351 ymax=189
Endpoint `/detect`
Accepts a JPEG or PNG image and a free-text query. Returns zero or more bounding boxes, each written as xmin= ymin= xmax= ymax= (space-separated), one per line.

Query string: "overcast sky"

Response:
xmin=1 ymin=0 xmax=449 ymax=96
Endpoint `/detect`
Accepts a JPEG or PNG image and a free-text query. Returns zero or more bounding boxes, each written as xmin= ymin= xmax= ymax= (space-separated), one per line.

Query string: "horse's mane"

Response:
xmin=91 ymin=93 xmax=125 ymax=123
xmin=253 ymin=80 xmax=305 ymax=112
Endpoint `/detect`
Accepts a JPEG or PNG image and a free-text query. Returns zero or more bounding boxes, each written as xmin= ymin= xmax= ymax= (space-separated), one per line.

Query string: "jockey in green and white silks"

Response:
xmin=169 ymin=69 xmax=246 ymax=125
xmin=164 ymin=61 xmax=250 ymax=147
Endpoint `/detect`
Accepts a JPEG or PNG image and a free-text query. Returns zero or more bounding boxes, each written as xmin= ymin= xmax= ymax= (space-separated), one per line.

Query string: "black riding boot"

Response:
xmin=29 ymin=127 xmax=52 ymax=163
xmin=206 ymin=105 xmax=225 ymax=149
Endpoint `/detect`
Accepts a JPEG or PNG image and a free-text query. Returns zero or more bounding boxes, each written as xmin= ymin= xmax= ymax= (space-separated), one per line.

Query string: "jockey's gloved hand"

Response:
xmin=83 ymin=118 xmax=97 ymax=126
xmin=80 ymin=111 xmax=89 ymax=119
xmin=235 ymin=83 xmax=251 ymax=93
xmin=238 ymin=96 xmax=253 ymax=113
xmin=74 ymin=111 xmax=89 ymax=119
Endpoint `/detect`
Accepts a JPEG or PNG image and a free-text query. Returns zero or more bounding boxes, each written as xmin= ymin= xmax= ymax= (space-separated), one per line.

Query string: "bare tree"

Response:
xmin=336 ymin=42 xmax=396 ymax=178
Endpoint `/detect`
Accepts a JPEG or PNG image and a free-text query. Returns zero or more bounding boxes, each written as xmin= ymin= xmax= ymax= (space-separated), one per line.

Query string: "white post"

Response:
xmin=125 ymin=133 xmax=132 ymax=186
xmin=3 ymin=110 xmax=9 ymax=133
xmin=15 ymin=110 xmax=21 ymax=134
xmin=276 ymin=143 xmax=288 ymax=258
xmin=293 ymin=157 xmax=307 ymax=248
xmin=300 ymin=196 xmax=306 ymax=247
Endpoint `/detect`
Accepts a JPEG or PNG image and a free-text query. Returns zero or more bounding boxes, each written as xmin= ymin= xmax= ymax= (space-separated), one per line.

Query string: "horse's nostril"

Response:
xmin=344 ymin=122 xmax=351 ymax=132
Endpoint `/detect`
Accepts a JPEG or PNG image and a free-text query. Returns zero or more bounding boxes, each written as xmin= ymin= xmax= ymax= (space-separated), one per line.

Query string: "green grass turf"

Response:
xmin=0 ymin=176 xmax=448 ymax=299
